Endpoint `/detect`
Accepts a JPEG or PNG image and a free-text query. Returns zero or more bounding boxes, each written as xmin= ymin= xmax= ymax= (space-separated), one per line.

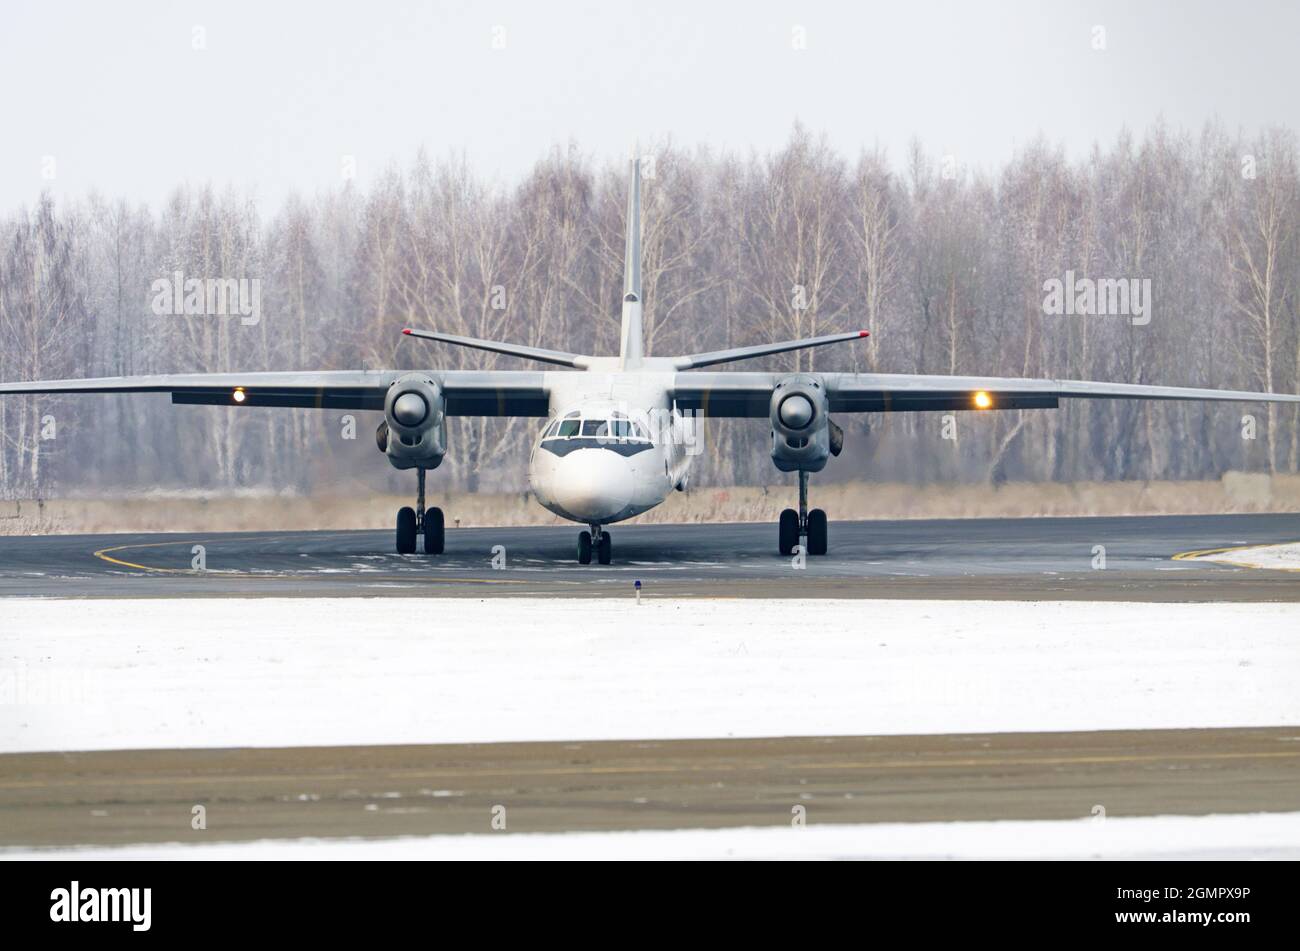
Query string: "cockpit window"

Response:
xmin=542 ymin=412 xmax=652 ymax=443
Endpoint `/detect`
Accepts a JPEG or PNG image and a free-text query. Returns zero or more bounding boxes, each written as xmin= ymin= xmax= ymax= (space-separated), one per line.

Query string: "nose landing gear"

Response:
xmin=396 ymin=467 xmax=444 ymax=554
xmin=578 ymin=525 xmax=613 ymax=565
xmin=778 ymin=470 xmax=828 ymax=556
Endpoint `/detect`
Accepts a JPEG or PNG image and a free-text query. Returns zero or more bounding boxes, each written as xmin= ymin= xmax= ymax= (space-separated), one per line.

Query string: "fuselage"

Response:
xmin=528 ymin=367 xmax=695 ymax=525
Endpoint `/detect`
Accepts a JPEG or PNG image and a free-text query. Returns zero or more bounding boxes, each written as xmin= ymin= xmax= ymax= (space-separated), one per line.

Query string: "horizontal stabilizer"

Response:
xmin=403 ymin=328 xmax=590 ymax=369
xmin=673 ymin=330 xmax=868 ymax=370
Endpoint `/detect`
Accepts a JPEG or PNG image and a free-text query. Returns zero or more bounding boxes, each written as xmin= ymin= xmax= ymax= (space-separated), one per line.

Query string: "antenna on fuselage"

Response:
xmin=619 ymin=152 xmax=644 ymax=369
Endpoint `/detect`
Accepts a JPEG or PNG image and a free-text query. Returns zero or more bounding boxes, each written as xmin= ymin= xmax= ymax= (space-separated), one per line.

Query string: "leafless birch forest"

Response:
xmin=2 ymin=122 xmax=1298 ymax=499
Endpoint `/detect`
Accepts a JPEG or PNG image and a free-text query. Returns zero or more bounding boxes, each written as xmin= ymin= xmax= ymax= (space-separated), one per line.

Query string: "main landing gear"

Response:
xmin=396 ymin=467 xmax=444 ymax=555
xmin=578 ymin=524 xmax=612 ymax=565
xmin=779 ymin=470 xmax=828 ymax=556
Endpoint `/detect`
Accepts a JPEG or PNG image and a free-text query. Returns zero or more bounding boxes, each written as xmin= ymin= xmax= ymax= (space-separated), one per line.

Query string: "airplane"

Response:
xmin=3 ymin=158 xmax=1299 ymax=564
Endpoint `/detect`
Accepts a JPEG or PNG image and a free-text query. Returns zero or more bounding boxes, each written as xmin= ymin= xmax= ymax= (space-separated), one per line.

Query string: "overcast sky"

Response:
xmin=2 ymin=0 xmax=1296 ymax=212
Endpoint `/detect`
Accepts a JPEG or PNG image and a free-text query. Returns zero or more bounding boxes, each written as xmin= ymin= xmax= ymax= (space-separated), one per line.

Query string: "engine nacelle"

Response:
xmin=381 ymin=373 xmax=446 ymax=470
xmin=769 ymin=374 xmax=841 ymax=473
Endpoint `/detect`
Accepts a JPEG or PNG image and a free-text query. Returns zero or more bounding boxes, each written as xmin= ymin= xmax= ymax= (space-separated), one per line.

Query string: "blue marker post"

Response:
xmin=634 ymin=579 xmax=642 ymax=605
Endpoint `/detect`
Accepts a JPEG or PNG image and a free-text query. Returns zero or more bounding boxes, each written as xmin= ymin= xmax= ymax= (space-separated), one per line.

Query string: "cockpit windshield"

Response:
xmin=542 ymin=411 xmax=651 ymax=443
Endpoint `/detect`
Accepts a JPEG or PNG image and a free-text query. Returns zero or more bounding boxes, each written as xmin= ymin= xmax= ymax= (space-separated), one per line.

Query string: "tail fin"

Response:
xmin=619 ymin=156 xmax=644 ymax=368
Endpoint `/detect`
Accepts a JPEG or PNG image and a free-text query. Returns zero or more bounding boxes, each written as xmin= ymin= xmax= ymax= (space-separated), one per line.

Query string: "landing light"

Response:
xmin=232 ymin=388 xmax=246 ymax=403
xmin=973 ymin=391 xmax=992 ymax=410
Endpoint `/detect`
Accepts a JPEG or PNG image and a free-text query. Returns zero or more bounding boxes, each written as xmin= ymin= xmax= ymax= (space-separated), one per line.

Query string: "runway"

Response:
xmin=3 ymin=518 xmax=1296 ymax=855
xmin=3 ymin=727 xmax=1297 ymax=849
xmin=0 ymin=513 xmax=1297 ymax=599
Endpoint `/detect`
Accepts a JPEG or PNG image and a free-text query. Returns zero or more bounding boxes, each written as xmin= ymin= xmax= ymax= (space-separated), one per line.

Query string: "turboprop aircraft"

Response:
xmin=3 ymin=159 xmax=1299 ymax=564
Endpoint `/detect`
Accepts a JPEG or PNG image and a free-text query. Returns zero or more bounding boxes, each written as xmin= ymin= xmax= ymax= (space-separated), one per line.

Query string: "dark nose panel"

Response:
xmin=541 ymin=438 xmax=654 ymax=458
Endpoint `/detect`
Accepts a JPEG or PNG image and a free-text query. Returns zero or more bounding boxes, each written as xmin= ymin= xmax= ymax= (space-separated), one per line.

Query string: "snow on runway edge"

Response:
xmin=1 ymin=597 xmax=1297 ymax=753
xmin=1198 ymin=541 xmax=1300 ymax=571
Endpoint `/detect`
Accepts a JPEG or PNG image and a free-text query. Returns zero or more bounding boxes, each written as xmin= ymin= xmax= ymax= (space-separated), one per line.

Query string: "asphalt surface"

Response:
xmin=2 ymin=727 xmax=1296 ymax=848
xmin=0 ymin=514 xmax=1297 ymax=600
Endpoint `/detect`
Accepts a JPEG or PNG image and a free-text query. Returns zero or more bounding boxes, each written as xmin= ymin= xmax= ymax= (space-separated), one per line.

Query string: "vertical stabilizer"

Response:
xmin=619 ymin=156 xmax=644 ymax=368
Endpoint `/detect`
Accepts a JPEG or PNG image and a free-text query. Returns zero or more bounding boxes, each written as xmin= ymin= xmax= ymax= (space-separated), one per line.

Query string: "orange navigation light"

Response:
xmin=973 ymin=390 xmax=992 ymax=409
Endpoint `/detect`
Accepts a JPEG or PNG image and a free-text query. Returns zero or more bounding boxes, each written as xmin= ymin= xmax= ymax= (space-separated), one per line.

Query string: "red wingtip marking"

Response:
xmin=859 ymin=330 xmax=869 ymax=337
xmin=401 ymin=328 xmax=412 ymax=335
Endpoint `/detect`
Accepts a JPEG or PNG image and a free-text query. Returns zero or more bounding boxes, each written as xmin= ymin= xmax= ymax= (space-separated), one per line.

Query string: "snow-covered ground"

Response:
xmin=1 ymin=598 xmax=1296 ymax=753
xmin=5 ymin=811 xmax=1299 ymax=861
xmin=1198 ymin=542 xmax=1300 ymax=571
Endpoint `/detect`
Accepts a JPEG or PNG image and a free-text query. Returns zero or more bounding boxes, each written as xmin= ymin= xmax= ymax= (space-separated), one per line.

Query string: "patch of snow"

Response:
xmin=1197 ymin=542 xmax=1300 ymax=571
xmin=0 ymin=598 xmax=1296 ymax=753
xmin=5 ymin=811 xmax=1300 ymax=860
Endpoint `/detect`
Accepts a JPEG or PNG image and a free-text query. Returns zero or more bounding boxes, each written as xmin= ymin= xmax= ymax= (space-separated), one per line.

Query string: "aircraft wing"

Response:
xmin=671 ymin=371 xmax=1300 ymax=417
xmin=0 ymin=370 xmax=551 ymax=416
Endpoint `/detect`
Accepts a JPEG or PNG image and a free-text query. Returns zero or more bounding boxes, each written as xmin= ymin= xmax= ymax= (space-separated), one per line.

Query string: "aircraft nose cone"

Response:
xmin=779 ymin=394 xmax=814 ymax=429
xmin=554 ymin=449 xmax=634 ymax=521
xmin=392 ymin=392 xmax=428 ymax=426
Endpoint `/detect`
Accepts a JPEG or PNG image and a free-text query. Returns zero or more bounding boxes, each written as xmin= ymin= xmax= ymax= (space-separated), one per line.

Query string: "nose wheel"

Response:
xmin=396 ymin=468 xmax=444 ymax=554
xmin=578 ymin=526 xmax=612 ymax=565
xmin=778 ymin=470 xmax=828 ymax=556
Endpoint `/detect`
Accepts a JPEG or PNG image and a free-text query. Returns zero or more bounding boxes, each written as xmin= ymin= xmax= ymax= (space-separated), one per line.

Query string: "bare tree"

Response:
xmin=4 ymin=122 xmax=1300 ymax=500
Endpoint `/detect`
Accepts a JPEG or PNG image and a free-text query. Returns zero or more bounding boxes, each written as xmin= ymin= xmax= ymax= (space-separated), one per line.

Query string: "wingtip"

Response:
xmin=859 ymin=330 xmax=869 ymax=338
xmin=401 ymin=328 xmax=412 ymax=335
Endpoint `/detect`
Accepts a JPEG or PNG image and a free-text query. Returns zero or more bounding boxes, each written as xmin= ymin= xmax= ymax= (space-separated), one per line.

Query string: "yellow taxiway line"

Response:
xmin=92 ymin=539 xmax=525 ymax=584
xmin=93 ymin=540 xmax=210 ymax=573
